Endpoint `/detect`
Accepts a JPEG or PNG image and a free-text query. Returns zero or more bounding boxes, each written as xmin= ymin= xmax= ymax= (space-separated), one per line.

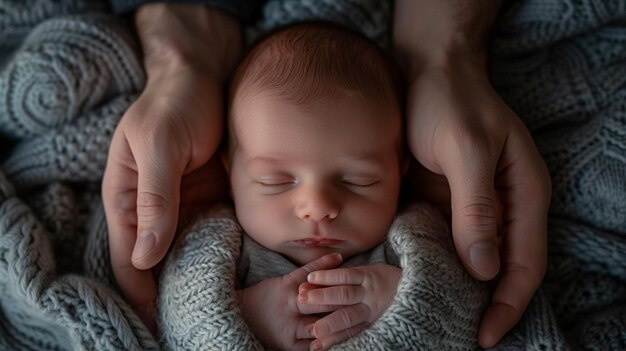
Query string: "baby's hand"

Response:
xmin=298 ymin=264 xmax=401 ymax=350
xmin=238 ymin=253 xmax=343 ymax=351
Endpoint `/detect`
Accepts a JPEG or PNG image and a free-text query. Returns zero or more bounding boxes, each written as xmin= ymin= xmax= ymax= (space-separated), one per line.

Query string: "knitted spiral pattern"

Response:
xmin=0 ymin=15 xmax=144 ymax=139
xmin=159 ymin=204 xmax=487 ymax=351
xmin=2 ymin=94 xmax=136 ymax=189
xmin=0 ymin=0 xmax=108 ymax=51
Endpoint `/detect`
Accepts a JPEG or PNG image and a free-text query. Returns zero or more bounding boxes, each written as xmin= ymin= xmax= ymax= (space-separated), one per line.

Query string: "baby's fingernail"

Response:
xmin=469 ymin=241 xmax=499 ymax=278
xmin=307 ymin=272 xmax=316 ymax=282
xmin=132 ymin=232 xmax=156 ymax=262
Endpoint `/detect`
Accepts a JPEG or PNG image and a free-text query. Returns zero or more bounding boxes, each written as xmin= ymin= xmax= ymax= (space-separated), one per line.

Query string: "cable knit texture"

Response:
xmin=0 ymin=0 xmax=625 ymax=350
xmin=159 ymin=204 xmax=487 ymax=351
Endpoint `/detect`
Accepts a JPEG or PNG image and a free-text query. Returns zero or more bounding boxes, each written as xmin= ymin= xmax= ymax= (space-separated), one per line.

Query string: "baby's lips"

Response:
xmin=294 ymin=238 xmax=344 ymax=247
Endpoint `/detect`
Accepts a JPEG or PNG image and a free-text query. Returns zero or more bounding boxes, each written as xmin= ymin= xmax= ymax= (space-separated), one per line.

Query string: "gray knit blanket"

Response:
xmin=0 ymin=0 xmax=625 ymax=350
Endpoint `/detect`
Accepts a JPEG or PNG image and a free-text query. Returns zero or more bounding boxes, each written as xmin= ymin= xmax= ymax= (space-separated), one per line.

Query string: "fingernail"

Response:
xmin=469 ymin=242 xmax=499 ymax=278
xmin=307 ymin=272 xmax=316 ymax=282
xmin=311 ymin=341 xmax=323 ymax=351
xmin=132 ymin=232 xmax=156 ymax=262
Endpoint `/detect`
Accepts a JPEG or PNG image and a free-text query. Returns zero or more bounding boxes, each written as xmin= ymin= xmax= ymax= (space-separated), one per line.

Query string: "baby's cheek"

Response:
xmin=237 ymin=200 xmax=284 ymax=239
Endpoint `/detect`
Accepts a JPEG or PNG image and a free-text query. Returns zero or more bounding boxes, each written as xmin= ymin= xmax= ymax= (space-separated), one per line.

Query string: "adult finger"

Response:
xmin=287 ymin=253 xmax=343 ymax=283
xmin=103 ymin=132 xmax=158 ymax=330
xmin=299 ymin=286 xmax=364 ymax=306
xmin=478 ymin=130 xmax=549 ymax=347
xmin=131 ymin=133 xmax=186 ymax=270
xmin=312 ymin=304 xmax=370 ymax=338
xmin=307 ymin=268 xmax=365 ymax=286
xmin=309 ymin=323 xmax=368 ymax=351
xmin=442 ymin=134 xmax=500 ymax=280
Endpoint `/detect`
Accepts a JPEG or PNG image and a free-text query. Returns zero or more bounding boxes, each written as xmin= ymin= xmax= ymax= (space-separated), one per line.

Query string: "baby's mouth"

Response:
xmin=293 ymin=238 xmax=344 ymax=247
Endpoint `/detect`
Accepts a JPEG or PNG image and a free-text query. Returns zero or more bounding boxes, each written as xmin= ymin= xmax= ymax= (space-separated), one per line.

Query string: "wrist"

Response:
xmin=135 ymin=3 xmax=242 ymax=81
xmin=392 ymin=0 xmax=501 ymax=79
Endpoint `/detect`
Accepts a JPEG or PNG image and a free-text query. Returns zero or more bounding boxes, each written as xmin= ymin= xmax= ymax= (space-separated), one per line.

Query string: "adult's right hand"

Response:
xmin=102 ymin=3 xmax=240 ymax=331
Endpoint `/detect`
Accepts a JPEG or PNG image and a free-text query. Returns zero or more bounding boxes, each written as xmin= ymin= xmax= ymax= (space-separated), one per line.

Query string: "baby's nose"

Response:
xmin=296 ymin=187 xmax=340 ymax=222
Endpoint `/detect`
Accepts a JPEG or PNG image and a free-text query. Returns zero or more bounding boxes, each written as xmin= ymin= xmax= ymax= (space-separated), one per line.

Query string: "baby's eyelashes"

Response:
xmin=256 ymin=179 xmax=294 ymax=186
xmin=341 ymin=178 xmax=380 ymax=187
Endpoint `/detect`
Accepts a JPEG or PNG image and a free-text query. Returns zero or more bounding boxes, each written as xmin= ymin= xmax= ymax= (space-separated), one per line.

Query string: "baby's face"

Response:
xmin=229 ymin=90 xmax=403 ymax=265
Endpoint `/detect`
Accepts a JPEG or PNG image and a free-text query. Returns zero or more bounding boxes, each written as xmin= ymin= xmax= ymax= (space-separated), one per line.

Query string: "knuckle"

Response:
xmin=136 ymin=191 xmax=168 ymax=221
xmin=460 ymin=195 xmax=498 ymax=232
xmin=447 ymin=122 xmax=493 ymax=153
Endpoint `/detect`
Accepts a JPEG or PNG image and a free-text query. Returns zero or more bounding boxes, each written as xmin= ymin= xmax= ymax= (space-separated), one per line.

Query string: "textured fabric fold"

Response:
xmin=158 ymin=204 xmax=488 ymax=351
xmin=0 ymin=0 xmax=625 ymax=349
xmin=0 ymin=0 xmax=109 ymax=51
xmin=2 ymin=94 xmax=136 ymax=190
xmin=0 ymin=177 xmax=159 ymax=350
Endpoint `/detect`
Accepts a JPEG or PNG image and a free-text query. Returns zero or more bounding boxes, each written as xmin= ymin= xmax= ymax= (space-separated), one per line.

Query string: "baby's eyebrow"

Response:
xmin=344 ymin=150 xmax=389 ymax=165
xmin=247 ymin=155 xmax=298 ymax=167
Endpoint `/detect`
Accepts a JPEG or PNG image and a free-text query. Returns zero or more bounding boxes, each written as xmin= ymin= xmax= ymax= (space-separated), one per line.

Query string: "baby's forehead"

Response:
xmin=231 ymin=85 xmax=398 ymax=129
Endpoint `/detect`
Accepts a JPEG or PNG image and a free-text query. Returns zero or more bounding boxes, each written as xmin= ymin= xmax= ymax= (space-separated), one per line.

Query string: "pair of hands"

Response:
xmin=238 ymin=253 xmax=401 ymax=351
xmin=102 ymin=2 xmax=551 ymax=348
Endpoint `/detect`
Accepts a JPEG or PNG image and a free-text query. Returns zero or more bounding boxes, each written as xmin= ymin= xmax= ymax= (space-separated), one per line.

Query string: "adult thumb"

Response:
xmin=445 ymin=151 xmax=500 ymax=281
xmin=131 ymin=152 xmax=183 ymax=270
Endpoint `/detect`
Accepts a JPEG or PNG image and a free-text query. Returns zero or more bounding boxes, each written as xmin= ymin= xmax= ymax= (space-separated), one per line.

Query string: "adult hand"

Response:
xmin=298 ymin=264 xmax=401 ymax=351
xmin=394 ymin=0 xmax=551 ymax=347
xmin=102 ymin=3 xmax=240 ymax=330
xmin=238 ymin=253 xmax=344 ymax=351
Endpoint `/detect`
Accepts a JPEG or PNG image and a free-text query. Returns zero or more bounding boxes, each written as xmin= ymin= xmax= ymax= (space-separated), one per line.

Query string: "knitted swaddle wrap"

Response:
xmin=0 ymin=0 xmax=625 ymax=349
xmin=158 ymin=204 xmax=487 ymax=350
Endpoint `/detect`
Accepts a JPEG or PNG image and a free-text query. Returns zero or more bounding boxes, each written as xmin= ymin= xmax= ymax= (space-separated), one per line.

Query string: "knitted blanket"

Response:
xmin=0 ymin=0 xmax=625 ymax=350
xmin=159 ymin=204 xmax=487 ymax=350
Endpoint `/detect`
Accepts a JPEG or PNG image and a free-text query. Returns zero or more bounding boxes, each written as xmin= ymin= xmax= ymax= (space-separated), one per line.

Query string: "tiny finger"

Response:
xmin=308 ymin=268 xmax=364 ymax=286
xmin=298 ymin=302 xmax=344 ymax=315
xmin=288 ymin=253 xmax=343 ymax=283
xmin=299 ymin=282 xmax=323 ymax=294
xmin=299 ymin=285 xmax=364 ymax=305
xmin=293 ymin=340 xmax=313 ymax=351
xmin=296 ymin=317 xmax=319 ymax=339
xmin=310 ymin=323 xmax=368 ymax=351
xmin=313 ymin=304 xmax=370 ymax=337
